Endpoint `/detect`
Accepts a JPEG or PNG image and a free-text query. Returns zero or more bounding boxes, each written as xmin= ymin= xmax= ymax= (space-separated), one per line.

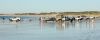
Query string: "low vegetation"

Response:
xmin=0 ymin=11 xmax=100 ymax=16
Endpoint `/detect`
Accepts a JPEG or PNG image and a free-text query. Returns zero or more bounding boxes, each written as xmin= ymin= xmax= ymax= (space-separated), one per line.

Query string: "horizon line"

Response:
xmin=0 ymin=10 xmax=100 ymax=14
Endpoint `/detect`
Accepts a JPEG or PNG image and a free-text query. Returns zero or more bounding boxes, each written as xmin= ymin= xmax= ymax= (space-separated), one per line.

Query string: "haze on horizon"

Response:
xmin=0 ymin=0 xmax=100 ymax=14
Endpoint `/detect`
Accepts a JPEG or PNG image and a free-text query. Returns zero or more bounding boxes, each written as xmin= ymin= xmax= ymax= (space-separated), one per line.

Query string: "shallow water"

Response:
xmin=0 ymin=16 xmax=100 ymax=40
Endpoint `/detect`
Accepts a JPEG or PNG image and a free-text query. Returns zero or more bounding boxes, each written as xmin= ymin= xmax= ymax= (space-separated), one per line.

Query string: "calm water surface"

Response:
xmin=0 ymin=16 xmax=100 ymax=40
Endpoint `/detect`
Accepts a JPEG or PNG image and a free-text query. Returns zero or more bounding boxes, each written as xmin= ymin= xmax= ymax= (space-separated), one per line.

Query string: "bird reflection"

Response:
xmin=56 ymin=21 xmax=65 ymax=31
xmin=90 ymin=19 xmax=95 ymax=29
xmin=55 ymin=21 xmax=72 ymax=31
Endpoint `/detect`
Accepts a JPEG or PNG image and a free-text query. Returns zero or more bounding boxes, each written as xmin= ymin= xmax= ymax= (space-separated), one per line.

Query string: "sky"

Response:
xmin=0 ymin=0 xmax=100 ymax=13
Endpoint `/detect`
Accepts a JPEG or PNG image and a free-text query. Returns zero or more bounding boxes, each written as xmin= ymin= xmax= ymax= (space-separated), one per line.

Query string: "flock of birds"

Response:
xmin=39 ymin=16 xmax=96 ymax=22
xmin=0 ymin=17 xmax=21 ymax=22
xmin=0 ymin=16 xmax=96 ymax=23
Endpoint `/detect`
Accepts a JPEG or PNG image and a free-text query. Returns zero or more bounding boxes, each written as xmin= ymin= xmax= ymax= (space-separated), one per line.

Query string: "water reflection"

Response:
xmin=56 ymin=21 xmax=66 ymax=31
xmin=89 ymin=19 xmax=95 ymax=29
xmin=0 ymin=16 xmax=96 ymax=31
xmin=39 ymin=19 xmax=96 ymax=31
xmin=0 ymin=16 xmax=100 ymax=40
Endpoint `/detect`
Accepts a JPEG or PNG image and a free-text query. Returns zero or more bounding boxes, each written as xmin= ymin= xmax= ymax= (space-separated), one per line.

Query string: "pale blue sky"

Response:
xmin=0 ymin=0 xmax=100 ymax=13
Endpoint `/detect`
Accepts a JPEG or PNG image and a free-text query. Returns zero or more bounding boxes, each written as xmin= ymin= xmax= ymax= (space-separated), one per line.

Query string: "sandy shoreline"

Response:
xmin=0 ymin=14 xmax=100 ymax=17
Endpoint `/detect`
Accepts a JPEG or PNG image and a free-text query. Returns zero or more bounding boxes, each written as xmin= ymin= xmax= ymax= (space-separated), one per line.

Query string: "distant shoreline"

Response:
xmin=0 ymin=11 xmax=100 ymax=17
